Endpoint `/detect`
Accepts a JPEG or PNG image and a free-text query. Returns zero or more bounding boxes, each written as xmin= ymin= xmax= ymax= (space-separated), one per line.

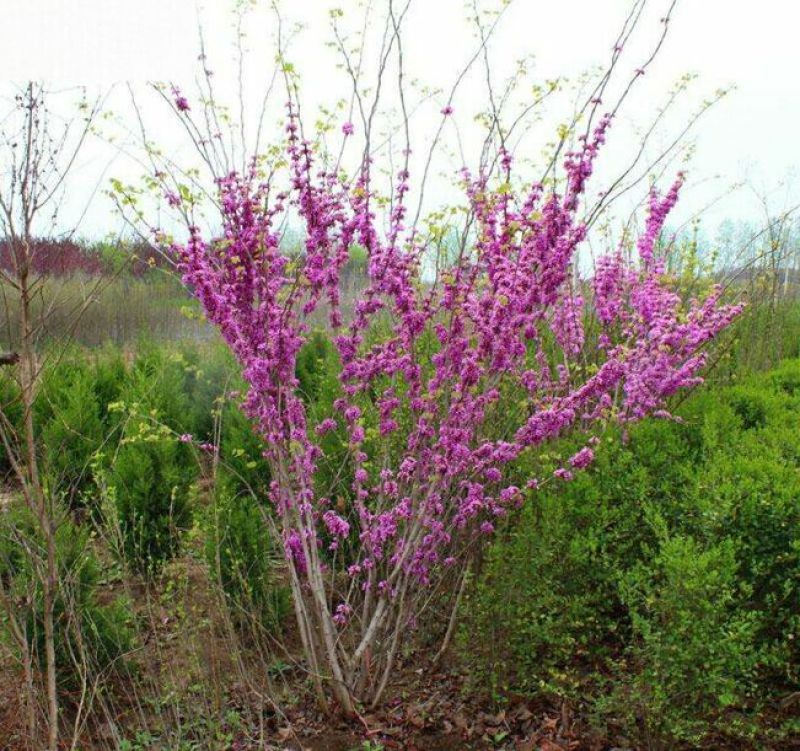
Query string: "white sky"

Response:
xmin=1 ymin=0 xmax=799 ymax=240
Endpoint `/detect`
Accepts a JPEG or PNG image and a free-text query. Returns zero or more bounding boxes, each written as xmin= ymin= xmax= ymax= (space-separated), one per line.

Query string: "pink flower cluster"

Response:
xmin=171 ymin=86 xmax=190 ymax=112
xmin=169 ymin=107 xmax=741 ymax=606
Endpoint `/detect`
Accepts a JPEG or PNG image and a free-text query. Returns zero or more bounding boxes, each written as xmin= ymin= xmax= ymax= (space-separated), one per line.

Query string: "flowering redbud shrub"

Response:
xmin=160 ymin=95 xmax=742 ymax=712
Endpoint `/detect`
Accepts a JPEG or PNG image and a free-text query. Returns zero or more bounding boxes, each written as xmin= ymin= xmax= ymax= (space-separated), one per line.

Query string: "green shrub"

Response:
xmin=174 ymin=341 xmax=233 ymax=442
xmin=105 ymin=418 xmax=196 ymax=576
xmin=127 ymin=341 xmax=194 ymax=434
xmin=299 ymin=332 xmax=354 ymax=502
xmin=40 ymin=367 xmax=105 ymax=509
xmin=203 ymin=479 xmax=289 ymax=631
xmin=216 ymin=396 xmax=271 ymax=502
xmin=91 ymin=345 xmax=128 ymax=426
xmin=0 ymin=502 xmax=134 ymax=691
xmin=295 ymin=329 xmax=336 ymax=405
xmin=4 ymin=347 xmax=124 ymax=497
xmin=462 ymin=361 xmax=800 ymax=747
xmin=698 ymin=430 xmax=800 ymax=688
xmin=727 ymin=385 xmax=770 ymax=430
xmin=769 ymin=358 xmax=800 ymax=396
xmin=608 ymin=534 xmax=758 ymax=745
xmin=461 ymin=431 xmax=654 ymax=698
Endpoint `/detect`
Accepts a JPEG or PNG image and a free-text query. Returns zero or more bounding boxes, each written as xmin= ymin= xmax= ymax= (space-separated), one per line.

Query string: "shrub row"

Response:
xmin=0 ymin=339 xmax=298 ymax=690
xmin=462 ymin=361 xmax=800 ymax=748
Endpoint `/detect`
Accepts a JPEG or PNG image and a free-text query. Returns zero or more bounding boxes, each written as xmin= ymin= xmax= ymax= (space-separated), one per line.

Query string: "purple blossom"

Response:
xmin=323 ymin=510 xmax=350 ymax=538
xmin=569 ymin=446 xmax=595 ymax=469
xmin=171 ymin=86 xmax=190 ymax=112
xmin=315 ymin=418 xmax=337 ymax=435
xmin=333 ymin=602 xmax=352 ymax=625
xmin=165 ymin=191 xmax=182 ymax=208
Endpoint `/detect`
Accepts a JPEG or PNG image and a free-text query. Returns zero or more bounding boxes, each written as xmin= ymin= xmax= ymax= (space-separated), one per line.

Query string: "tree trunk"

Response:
xmin=19 ymin=267 xmax=60 ymax=751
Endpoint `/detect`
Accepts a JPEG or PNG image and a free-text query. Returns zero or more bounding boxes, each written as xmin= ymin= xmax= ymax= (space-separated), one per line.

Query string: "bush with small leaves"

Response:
xmin=608 ymin=534 xmax=758 ymax=745
xmin=463 ymin=361 xmax=800 ymax=747
xmin=217 ymin=395 xmax=272 ymax=501
xmin=175 ymin=341 xmax=235 ymax=442
xmin=91 ymin=344 xmax=128 ymax=426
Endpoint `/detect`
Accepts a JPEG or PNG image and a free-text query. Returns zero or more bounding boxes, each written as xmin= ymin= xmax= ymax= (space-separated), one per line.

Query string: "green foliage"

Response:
xmin=295 ymin=329 xmax=337 ymax=406
xmin=462 ymin=361 xmax=800 ymax=747
xmin=727 ymin=384 xmax=769 ymax=430
xmin=39 ymin=365 xmax=105 ymax=508
xmin=95 ymin=342 xmax=229 ymax=577
xmin=769 ymin=358 xmax=800 ymax=396
xmin=91 ymin=344 xmax=128 ymax=425
xmin=203 ymin=478 xmax=289 ymax=630
xmin=0 ymin=502 xmax=134 ymax=691
xmin=174 ymin=341 xmax=234 ymax=442
xmin=127 ymin=340 xmax=195 ymax=433
xmin=217 ymin=396 xmax=271 ymax=501
xmin=1 ymin=350 xmax=127 ymax=508
xmin=299 ymin=331 xmax=351 ymax=500
xmin=608 ymin=535 xmax=758 ymax=745
xmin=105 ymin=417 xmax=196 ymax=576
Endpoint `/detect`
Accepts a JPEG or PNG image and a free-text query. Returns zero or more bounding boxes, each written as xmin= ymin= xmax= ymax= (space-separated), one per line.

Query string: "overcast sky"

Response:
xmin=1 ymin=0 xmax=798 ymax=240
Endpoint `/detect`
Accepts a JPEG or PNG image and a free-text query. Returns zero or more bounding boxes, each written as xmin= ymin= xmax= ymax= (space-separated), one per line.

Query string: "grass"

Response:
xmin=0 ymin=272 xmax=210 ymax=349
